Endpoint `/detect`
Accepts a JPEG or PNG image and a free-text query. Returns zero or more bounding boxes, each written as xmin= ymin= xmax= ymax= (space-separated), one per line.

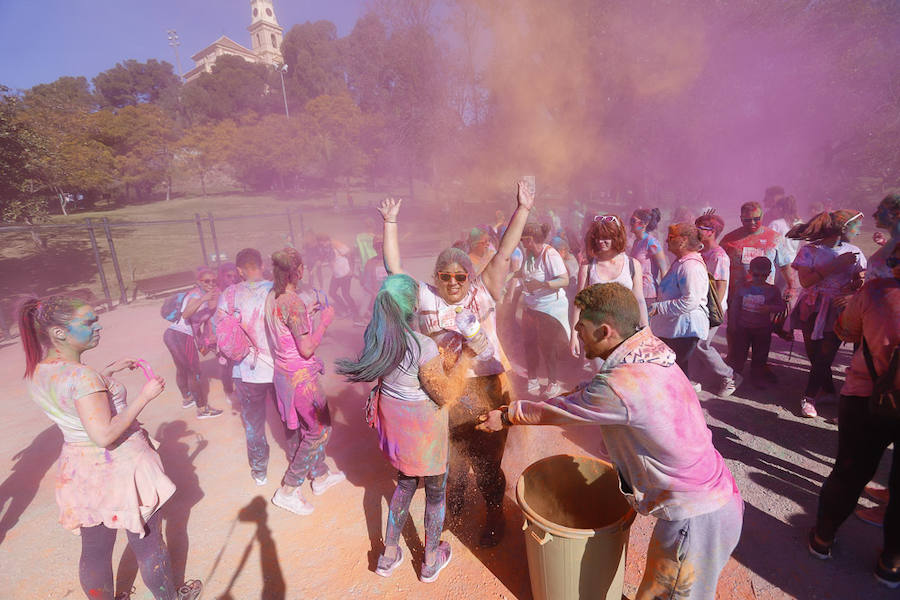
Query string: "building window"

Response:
xmin=266 ymin=8 xmax=273 ymax=16
xmin=253 ymin=8 xmax=258 ymax=17
xmin=257 ymin=33 xmax=261 ymax=47
xmin=271 ymin=34 xmax=278 ymax=49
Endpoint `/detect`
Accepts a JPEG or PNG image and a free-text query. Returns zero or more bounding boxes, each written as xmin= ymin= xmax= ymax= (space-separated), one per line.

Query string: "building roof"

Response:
xmin=190 ymin=35 xmax=257 ymax=61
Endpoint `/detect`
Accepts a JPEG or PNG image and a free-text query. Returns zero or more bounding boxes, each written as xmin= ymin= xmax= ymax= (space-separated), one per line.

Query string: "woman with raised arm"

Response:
xmin=19 ymin=296 xmax=201 ymax=600
xmin=378 ymin=181 xmax=533 ymax=547
xmin=337 ymin=274 xmax=472 ymax=582
xmin=570 ymin=214 xmax=648 ymax=360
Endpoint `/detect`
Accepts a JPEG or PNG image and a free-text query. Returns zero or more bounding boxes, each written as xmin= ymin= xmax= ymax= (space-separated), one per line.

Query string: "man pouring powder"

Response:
xmin=479 ymin=283 xmax=743 ymax=599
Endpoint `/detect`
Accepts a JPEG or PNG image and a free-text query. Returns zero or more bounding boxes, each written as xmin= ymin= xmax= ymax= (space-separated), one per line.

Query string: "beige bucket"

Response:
xmin=515 ymin=454 xmax=636 ymax=600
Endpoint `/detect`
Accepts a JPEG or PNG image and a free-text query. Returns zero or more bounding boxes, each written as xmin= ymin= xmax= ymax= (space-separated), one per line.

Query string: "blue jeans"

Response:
xmin=236 ymin=380 xmax=273 ymax=479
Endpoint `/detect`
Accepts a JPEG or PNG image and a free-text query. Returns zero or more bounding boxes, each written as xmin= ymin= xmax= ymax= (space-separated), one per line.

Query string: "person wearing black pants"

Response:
xmin=657 ymin=336 xmax=699 ymax=374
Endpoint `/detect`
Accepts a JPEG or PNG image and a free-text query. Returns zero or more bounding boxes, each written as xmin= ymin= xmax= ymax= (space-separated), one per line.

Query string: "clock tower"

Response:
xmin=248 ymin=0 xmax=284 ymax=66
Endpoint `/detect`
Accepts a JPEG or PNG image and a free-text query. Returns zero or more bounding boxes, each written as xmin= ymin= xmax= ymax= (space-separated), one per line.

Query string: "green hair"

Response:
xmin=335 ymin=274 xmax=421 ymax=382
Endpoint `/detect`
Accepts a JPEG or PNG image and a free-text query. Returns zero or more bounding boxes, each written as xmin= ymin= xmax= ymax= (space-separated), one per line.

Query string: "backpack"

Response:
xmin=863 ymin=338 xmax=900 ymax=419
xmin=214 ymin=287 xmax=252 ymax=362
xmin=706 ymin=272 xmax=725 ymax=328
xmin=161 ymin=292 xmax=187 ymax=322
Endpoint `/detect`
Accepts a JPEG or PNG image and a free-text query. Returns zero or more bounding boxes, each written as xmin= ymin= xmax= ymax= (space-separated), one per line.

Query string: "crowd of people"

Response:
xmin=15 ymin=185 xmax=900 ymax=599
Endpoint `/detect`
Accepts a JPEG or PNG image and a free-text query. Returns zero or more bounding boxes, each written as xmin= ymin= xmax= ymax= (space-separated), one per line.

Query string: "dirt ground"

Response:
xmin=0 ymin=240 xmax=895 ymax=599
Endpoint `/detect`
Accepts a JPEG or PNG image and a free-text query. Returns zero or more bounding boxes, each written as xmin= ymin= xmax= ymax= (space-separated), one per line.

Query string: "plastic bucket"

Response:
xmin=515 ymin=454 xmax=636 ymax=600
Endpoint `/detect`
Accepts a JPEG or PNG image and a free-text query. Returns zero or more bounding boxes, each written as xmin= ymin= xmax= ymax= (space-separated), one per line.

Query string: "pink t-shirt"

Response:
xmin=264 ymin=290 xmax=320 ymax=373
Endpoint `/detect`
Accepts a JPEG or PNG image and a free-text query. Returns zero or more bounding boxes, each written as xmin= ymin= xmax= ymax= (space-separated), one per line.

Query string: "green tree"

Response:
xmin=92 ymin=59 xmax=181 ymax=109
xmin=280 ymin=21 xmax=347 ymax=110
xmin=177 ymin=120 xmax=237 ymax=195
xmin=181 ymin=55 xmax=278 ymax=123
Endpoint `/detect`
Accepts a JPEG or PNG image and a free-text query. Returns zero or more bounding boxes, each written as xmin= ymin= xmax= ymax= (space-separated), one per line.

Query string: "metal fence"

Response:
xmin=0 ymin=209 xmax=305 ymax=335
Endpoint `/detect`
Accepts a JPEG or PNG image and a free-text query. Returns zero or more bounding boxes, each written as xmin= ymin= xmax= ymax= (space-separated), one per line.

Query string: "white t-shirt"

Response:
xmin=332 ymin=241 xmax=352 ymax=278
xmin=521 ymin=245 xmax=568 ymax=311
xmin=167 ymin=288 xmax=203 ymax=335
xmin=793 ymin=242 xmax=866 ymax=298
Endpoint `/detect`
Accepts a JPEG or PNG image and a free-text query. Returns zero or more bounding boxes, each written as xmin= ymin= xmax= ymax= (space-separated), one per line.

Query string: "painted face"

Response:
xmin=435 ymin=261 xmax=470 ymax=304
xmin=629 ymin=216 xmax=645 ymax=235
xmin=740 ymin=208 xmax=763 ymax=234
xmin=65 ymin=305 xmax=102 ymax=350
xmin=843 ymin=218 xmax=862 ymax=239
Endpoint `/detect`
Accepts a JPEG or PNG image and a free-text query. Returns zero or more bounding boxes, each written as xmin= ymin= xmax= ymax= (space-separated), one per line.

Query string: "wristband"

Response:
xmin=383 ymin=219 xmax=397 ymax=224
xmin=500 ymin=406 xmax=512 ymax=427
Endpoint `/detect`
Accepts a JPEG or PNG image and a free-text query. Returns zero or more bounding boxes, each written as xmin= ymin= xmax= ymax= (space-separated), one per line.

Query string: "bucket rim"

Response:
xmin=515 ymin=454 xmax=637 ymax=539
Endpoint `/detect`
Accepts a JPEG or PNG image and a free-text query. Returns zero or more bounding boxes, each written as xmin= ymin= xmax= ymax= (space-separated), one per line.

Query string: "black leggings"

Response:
xmin=384 ymin=471 xmax=447 ymax=560
xmin=162 ymin=328 xmax=207 ymax=408
xmin=79 ymin=511 xmax=176 ymax=600
xmin=522 ymin=308 xmax=568 ymax=383
xmin=799 ymin=316 xmax=840 ymax=397
xmin=659 ymin=336 xmax=699 ymax=375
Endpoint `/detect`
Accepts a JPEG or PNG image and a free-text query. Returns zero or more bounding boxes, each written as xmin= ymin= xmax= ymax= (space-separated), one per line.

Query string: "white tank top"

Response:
xmin=588 ymin=253 xmax=634 ymax=289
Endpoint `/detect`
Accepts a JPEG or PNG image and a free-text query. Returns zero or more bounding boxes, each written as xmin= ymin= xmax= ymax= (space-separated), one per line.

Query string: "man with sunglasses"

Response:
xmin=720 ymin=201 xmax=795 ymax=366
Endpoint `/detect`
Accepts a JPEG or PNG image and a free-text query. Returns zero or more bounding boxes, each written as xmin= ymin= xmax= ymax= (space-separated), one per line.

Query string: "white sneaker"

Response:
xmin=311 ymin=470 xmax=346 ymax=496
xmin=800 ymin=397 xmax=818 ymax=418
xmin=253 ymin=474 xmax=268 ymax=486
xmin=692 ymin=382 xmax=703 ymax=393
xmin=272 ymin=487 xmax=314 ymax=515
xmin=526 ymin=379 xmax=541 ymax=395
xmin=545 ymin=382 xmax=564 ymax=398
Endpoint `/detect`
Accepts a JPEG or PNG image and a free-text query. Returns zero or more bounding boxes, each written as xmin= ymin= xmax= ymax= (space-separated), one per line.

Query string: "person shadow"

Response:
xmin=324 ymin=384 xmax=422 ymax=572
xmin=217 ymin=496 xmax=286 ymax=600
xmin=114 ymin=421 xmax=207 ymax=593
xmin=0 ymin=426 xmax=63 ymax=545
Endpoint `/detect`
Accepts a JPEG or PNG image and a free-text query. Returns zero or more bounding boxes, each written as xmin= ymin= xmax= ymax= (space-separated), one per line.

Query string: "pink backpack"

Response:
xmin=215 ymin=287 xmax=252 ymax=362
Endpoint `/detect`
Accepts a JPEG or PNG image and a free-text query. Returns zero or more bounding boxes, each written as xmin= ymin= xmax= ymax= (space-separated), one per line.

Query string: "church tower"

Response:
xmin=248 ymin=0 xmax=284 ymax=66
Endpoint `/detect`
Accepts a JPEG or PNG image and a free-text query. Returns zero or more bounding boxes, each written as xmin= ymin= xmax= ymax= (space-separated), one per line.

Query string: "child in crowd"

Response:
xmin=730 ymin=257 xmax=786 ymax=385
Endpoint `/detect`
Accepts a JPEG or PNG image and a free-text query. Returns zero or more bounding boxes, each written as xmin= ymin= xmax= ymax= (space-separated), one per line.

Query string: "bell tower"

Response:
xmin=248 ymin=0 xmax=284 ymax=65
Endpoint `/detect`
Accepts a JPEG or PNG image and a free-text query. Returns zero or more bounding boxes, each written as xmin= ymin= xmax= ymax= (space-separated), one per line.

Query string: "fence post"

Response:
xmin=207 ymin=211 xmax=221 ymax=264
xmin=286 ymin=209 xmax=296 ymax=247
xmin=101 ymin=218 xmax=128 ymax=305
xmin=195 ymin=214 xmax=209 ymax=266
xmin=86 ymin=218 xmax=114 ymax=311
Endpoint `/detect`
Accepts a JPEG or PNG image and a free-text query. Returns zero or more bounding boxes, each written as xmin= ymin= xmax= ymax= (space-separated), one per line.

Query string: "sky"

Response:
xmin=0 ymin=0 xmax=367 ymax=91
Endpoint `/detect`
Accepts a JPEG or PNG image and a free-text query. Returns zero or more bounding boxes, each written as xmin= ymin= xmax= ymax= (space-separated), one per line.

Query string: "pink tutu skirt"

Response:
xmin=56 ymin=430 xmax=176 ymax=537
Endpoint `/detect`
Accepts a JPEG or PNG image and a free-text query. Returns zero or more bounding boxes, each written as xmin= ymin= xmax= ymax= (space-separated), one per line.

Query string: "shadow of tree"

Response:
xmin=0 ymin=426 xmax=62 ymax=545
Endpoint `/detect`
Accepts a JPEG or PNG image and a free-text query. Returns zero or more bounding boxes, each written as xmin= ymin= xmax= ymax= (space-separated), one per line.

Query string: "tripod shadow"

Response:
xmin=115 ymin=421 xmax=207 ymax=593
xmin=217 ymin=496 xmax=286 ymax=600
xmin=0 ymin=426 xmax=62 ymax=544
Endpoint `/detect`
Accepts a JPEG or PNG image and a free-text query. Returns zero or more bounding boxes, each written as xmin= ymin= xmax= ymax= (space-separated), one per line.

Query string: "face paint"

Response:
xmin=66 ymin=309 xmax=101 ymax=348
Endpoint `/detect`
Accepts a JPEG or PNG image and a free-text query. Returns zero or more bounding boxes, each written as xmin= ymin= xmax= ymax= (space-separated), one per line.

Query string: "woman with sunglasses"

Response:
xmin=788 ymin=210 xmax=867 ymax=418
xmin=378 ymin=180 xmax=533 ymax=547
xmin=162 ymin=266 xmax=223 ymax=419
xmin=571 ymin=214 xmax=648 ymax=359
xmin=649 ymin=223 xmax=710 ymax=374
xmin=520 ymin=221 xmax=571 ymax=398
xmin=629 ymin=208 xmax=668 ymax=308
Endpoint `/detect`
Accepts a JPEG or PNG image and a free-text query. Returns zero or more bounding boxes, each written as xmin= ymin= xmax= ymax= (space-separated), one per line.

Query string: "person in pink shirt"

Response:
xmin=264 ymin=247 xmax=345 ymax=516
xmin=479 ymin=283 xmax=743 ymax=599
xmin=810 ymin=242 xmax=900 ymax=587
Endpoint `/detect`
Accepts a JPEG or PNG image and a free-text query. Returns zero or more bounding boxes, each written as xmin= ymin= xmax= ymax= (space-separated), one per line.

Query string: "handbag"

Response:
xmin=863 ymin=338 xmax=900 ymax=419
xmin=365 ymin=379 xmax=383 ymax=429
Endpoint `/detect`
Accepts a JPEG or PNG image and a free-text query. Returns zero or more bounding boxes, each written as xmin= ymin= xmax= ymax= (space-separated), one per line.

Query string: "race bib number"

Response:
xmin=741 ymin=246 xmax=765 ymax=265
xmin=438 ymin=307 xmax=458 ymax=330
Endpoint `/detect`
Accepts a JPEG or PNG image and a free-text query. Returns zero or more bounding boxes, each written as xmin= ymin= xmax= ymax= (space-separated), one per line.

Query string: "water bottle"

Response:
xmin=455 ymin=308 xmax=493 ymax=359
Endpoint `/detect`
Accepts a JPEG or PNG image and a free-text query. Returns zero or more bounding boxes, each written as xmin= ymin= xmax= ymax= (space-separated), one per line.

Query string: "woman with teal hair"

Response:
xmin=337 ymin=274 xmax=472 ymax=582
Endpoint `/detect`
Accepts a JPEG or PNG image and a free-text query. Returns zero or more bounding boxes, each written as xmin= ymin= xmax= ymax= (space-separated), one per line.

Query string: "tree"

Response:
xmin=305 ymin=93 xmax=371 ymax=182
xmin=181 ymin=55 xmax=278 ymax=123
xmin=0 ymin=88 xmax=47 ymax=222
xmin=92 ymin=59 xmax=181 ymax=109
xmin=279 ymin=21 xmax=347 ymax=110
xmin=177 ymin=120 xmax=238 ymax=195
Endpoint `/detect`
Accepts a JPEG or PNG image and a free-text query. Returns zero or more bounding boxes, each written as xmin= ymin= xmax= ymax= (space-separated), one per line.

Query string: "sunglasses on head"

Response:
xmin=594 ymin=215 xmax=620 ymax=225
xmin=438 ymin=272 xmax=468 ymax=283
xmin=697 ymin=225 xmax=715 ymax=232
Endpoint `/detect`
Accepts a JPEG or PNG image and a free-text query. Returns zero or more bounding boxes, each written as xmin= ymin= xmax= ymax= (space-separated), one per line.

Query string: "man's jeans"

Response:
xmin=236 ymin=380 xmax=274 ymax=479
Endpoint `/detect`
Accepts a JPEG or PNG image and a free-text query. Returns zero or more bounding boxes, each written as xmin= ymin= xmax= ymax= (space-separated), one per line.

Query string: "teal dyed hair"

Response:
xmin=335 ymin=274 xmax=421 ymax=382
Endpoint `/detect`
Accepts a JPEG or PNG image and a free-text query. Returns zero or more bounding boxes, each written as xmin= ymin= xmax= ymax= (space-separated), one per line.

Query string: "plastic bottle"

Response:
xmin=455 ymin=307 xmax=493 ymax=359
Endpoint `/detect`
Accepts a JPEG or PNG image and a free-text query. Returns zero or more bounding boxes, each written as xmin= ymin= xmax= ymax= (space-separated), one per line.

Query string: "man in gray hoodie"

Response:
xmin=480 ymin=282 xmax=743 ymax=599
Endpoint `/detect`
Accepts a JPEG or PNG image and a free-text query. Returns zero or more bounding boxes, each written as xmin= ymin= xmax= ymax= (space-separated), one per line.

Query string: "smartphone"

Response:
xmin=523 ymin=175 xmax=536 ymax=197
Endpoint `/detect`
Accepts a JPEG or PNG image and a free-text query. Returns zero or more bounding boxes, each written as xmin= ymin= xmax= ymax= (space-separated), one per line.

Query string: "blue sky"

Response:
xmin=0 ymin=0 xmax=366 ymax=91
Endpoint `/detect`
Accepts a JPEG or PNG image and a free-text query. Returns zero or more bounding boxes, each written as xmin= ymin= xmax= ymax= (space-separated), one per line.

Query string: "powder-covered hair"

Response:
xmin=18 ymin=296 xmax=87 ymax=378
xmin=522 ymin=221 xmax=552 ymax=244
xmin=668 ymin=223 xmax=703 ymax=251
xmin=236 ymin=247 xmax=262 ymax=269
xmin=695 ymin=213 xmax=725 ymax=237
xmin=631 ymin=208 xmax=661 ymax=232
xmin=335 ymin=274 xmax=421 ymax=382
xmin=271 ymin=247 xmax=303 ymax=299
xmin=574 ymin=283 xmax=641 ymax=337
xmin=585 ymin=215 xmax=627 ymax=257
xmin=787 ymin=209 xmax=862 ymax=242
xmin=434 ymin=247 xmax=474 ymax=276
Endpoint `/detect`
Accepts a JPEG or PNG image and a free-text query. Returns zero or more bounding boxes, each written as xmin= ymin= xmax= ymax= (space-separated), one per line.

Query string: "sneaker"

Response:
xmin=875 ymin=558 xmax=900 ymax=589
xmin=197 ymin=406 xmax=223 ymax=419
xmin=182 ymin=397 xmax=196 ymax=409
xmin=311 ymin=470 xmax=346 ymax=496
xmin=176 ymin=580 xmax=202 ymax=600
xmin=253 ymin=473 xmax=268 ymax=486
xmin=272 ymin=487 xmax=314 ymax=515
xmin=716 ymin=375 xmax=740 ymax=398
xmin=800 ymin=397 xmax=818 ymax=418
xmin=865 ymin=484 xmax=890 ymax=504
xmin=375 ymin=546 xmax=404 ymax=577
xmin=692 ymin=381 xmax=703 ymax=393
xmin=527 ymin=379 xmax=541 ymax=395
xmin=419 ymin=541 xmax=452 ymax=583
xmin=545 ymin=382 xmax=564 ymax=398
xmin=807 ymin=528 xmax=832 ymax=560
xmin=855 ymin=505 xmax=886 ymax=528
